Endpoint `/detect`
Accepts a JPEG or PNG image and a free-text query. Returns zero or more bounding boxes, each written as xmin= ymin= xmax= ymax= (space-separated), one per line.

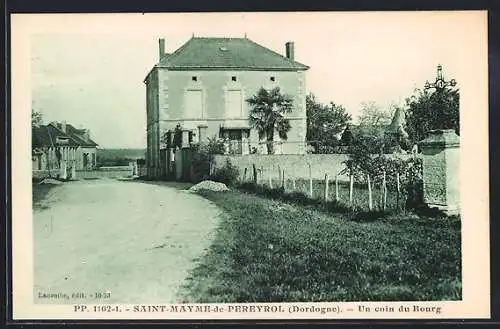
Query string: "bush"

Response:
xmin=211 ymin=159 xmax=239 ymax=186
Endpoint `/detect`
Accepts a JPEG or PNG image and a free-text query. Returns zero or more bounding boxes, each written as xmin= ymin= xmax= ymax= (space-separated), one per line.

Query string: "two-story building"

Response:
xmin=144 ymin=36 xmax=310 ymax=178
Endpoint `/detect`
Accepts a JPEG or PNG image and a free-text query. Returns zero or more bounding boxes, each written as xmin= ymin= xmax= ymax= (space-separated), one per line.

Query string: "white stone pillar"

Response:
xmin=242 ymin=130 xmax=249 ymax=155
xmin=60 ymin=159 xmax=67 ymax=180
xmin=418 ymin=129 xmax=460 ymax=215
xmin=181 ymin=129 xmax=191 ymax=148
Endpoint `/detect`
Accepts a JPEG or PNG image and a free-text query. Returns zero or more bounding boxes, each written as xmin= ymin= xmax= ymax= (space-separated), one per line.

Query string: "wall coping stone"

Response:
xmin=418 ymin=129 xmax=460 ymax=148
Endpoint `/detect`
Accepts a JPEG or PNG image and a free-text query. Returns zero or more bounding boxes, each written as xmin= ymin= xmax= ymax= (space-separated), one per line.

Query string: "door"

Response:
xmin=228 ymin=130 xmax=242 ymax=155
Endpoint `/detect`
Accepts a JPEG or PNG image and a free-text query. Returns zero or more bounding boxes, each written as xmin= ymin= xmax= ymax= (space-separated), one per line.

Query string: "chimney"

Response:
xmin=159 ymin=38 xmax=165 ymax=61
xmin=83 ymin=129 xmax=90 ymax=141
xmin=285 ymin=41 xmax=295 ymax=61
xmin=61 ymin=121 xmax=67 ymax=134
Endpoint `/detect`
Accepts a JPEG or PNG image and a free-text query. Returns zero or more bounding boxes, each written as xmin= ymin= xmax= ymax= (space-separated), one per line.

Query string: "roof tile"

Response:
xmin=158 ymin=37 xmax=309 ymax=70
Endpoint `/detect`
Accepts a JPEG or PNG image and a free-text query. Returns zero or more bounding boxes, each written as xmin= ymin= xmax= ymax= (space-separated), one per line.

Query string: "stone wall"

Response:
xmin=213 ymin=154 xmax=352 ymax=182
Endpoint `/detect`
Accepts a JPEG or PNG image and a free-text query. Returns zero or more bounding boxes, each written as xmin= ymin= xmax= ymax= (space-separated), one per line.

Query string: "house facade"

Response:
xmin=144 ymin=36 xmax=310 ymax=178
xmin=32 ymin=121 xmax=98 ymax=179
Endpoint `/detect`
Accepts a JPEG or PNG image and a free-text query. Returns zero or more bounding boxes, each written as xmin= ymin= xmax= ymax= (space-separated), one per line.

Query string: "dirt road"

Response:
xmin=33 ymin=179 xmax=221 ymax=304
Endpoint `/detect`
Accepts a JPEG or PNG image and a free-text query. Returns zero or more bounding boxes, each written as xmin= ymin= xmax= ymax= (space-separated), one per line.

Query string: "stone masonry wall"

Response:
xmin=213 ymin=154 xmax=352 ymax=182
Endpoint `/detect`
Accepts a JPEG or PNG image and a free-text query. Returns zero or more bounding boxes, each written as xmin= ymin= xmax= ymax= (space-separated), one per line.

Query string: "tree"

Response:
xmin=405 ymin=86 xmax=459 ymax=145
xmin=358 ymin=101 xmax=392 ymax=127
xmin=306 ymin=93 xmax=352 ymax=153
xmin=246 ymin=87 xmax=293 ymax=154
xmin=32 ymin=109 xmax=43 ymax=127
xmin=356 ymin=101 xmax=393 ymax=154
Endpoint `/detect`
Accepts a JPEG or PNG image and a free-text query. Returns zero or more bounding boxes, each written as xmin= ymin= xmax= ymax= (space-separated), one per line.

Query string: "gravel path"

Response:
xmin=33 ymin=178 xmax=221 ymax=304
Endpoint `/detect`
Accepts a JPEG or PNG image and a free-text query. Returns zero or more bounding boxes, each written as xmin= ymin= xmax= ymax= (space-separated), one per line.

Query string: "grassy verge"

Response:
xmin=181 ymin=189 xmax=461 ymax=302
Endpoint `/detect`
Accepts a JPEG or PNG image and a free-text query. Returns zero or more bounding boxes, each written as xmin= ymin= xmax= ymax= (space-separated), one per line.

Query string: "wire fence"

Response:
xmin=237 ymin=162 xmax=419 ymax=212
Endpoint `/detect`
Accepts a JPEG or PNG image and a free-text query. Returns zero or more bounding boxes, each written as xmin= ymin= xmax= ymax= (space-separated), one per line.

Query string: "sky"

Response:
xmin=27 ymin=11 xmax=486 ymax=148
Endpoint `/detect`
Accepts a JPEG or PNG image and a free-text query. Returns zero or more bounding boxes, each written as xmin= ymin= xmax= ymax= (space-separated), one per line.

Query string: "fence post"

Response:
xmin=243 ymin=167 xmax=247 ymax=182
xmin=324 ymin=173 xmax=329 ymax=202
xmin=268 ymin=168 xmax=273 ymax=189
xmin=292 ymin=177 xmax=296 ymax=191
xmin=277 ymin=165 xmax=281 ymax=187
xmin=308 ymin=163 xmax=313 ymax=198
xmin=253 ymin=163 xmax=257 ymax=184
xmin=382 ymin=170 xmax=387 ymax=211
xmin=335 ymin=173 xmax=339 ymax=202
xmin=396 ymin=172 xmax=401 ymax=210
xmin=282 ymin=169 xmax=285 ymax=189
xmin=367 ymin=174 xmax=373 ymax=211
xmin=349 ymin=170 xmax=354 ymax=207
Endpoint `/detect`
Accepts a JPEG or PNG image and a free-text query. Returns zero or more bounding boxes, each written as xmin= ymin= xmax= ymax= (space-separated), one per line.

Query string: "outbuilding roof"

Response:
xmin=32 ymin=122 xmax=98 ymax=149
xmin=157 ymin=37 xmax=310 ymax=71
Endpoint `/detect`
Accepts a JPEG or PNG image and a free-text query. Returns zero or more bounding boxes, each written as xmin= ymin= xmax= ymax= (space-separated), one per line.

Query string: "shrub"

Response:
xmin=211 ymin=159 xmax=240 ymax=186
xmin=189 ymin=136 xmax=226 ymax=183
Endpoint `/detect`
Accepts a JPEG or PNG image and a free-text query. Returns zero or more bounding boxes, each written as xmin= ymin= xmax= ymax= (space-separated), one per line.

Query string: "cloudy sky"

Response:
xmin=26 ymin=11 xmax=486 ymax=148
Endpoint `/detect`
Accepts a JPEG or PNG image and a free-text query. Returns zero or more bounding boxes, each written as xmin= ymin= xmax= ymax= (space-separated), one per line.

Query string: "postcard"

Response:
xmin=11 ymin=11 xmax=489 ymax=320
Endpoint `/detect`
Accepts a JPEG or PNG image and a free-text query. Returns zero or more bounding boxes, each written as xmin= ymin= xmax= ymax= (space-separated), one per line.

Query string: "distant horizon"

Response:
xmin=28 ymin=12 xmax=484 ymax=148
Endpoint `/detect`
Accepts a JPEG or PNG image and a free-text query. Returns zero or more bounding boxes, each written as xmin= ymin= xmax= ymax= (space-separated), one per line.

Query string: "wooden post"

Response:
xmin=367 ymin=174 xmax=373 ymax=211
xmin=253 ymin=163 xmax=257 ymax=184
xmin=292 ymin=178 xmax=296 ymax=191
xmin=277 ymin=165 xmax=281 ymax=188
xmin=382 ymin=170 xmax=387 ymax=211
xmin=324 ymin=173 xmax=329 ymax=201
xmin=268 ymin=169 xmax=273 ymax=189
xmin=396 ymin=172 xmax=401 ymax=210
xmin=308 ymin=163 xmax=313 ymax=198
xmin=335 ymin=173 xmax=339 ymax=202
xmin=243 ymin=167 xmax=247 ymax=182
xmin=349 ymin=170 xmax=354 ymax=206
xmin=282 ymin=169 xmax=285 ymax=188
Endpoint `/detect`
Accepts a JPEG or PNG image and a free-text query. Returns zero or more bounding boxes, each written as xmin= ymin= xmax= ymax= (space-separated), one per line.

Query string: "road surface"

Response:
xmin=33 ymin=178 xmax=221 ymax=304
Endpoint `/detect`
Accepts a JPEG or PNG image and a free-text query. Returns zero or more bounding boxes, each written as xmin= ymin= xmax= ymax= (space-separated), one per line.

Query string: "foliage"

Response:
xmin=306 ymin=93 xmax=352 ymax=153
xmin=32 ymin=109 xmax=43 ymax=128
xmin=405 ymin=86 xmax=459 ymax=145
xmin=96 ymin=148 xmax=145 ymax=167
xmin=211 ymin=159 xmax=240 ymax=186
xmin=204 ymin=135 xmax=225 ymax=155
xmin=342 ymin=131 xmax=424 ymax=209
xmin=188 ymin=136 xmax=225 ymax=182
xmin=247 ymin=87 xmax=293 ymax=154
xmin=358 ymin=101 xmax=393 ymax=126
xmin=182 ymin=189 xmax=461 ymax=302
xmin=339 ymin=125 xmax=354 ymax=146
xmin=356 ymin=101 xmax=394 ymax=152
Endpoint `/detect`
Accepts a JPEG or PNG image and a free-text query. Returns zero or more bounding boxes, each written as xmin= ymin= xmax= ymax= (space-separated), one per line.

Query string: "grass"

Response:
xmin=258 ymin=178 xmax=413 ymax=212
xmin=181 ymin=188 xmax=461 ymax=303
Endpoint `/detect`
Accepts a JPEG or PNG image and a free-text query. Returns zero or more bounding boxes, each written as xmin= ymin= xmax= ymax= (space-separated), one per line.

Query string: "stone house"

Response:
xmin=144 ymin=36 xmax=310 ymax=178
xmin=32 ymin=122 xmax=98 ymax=178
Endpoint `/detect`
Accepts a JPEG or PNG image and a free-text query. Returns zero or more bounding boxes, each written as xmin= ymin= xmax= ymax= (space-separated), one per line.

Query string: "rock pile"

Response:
xmin=189 ymin=180 xmax=229 ymax=192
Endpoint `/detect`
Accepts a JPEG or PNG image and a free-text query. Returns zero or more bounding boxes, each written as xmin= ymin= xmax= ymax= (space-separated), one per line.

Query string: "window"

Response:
xmin=226 ymin=90 xmax=243 ymax=118
xmin=270 ymin=76 xmax=276 ymax=82
xmin=185 ymin=90 xmax=203 ymax=119
xmin=231 ymin=76 xmax=237 ymax=82
xmin=191 ymin=76 xmax=197 ymax=81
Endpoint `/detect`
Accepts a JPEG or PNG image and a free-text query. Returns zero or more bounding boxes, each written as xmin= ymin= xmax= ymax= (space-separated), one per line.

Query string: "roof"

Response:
xmin=388 ymin=107 xmax=406 ymax=132
xmin=32 ymin=123 xmax=98 ymax=149
xmin=32 ymin=124 xmax=79 ymax=148
xmin=157 ymin=37 xmax=310 ymax=71
xmin=387 ymin=107 xmax=409 ymax=137
xmin=65 ymin=124 xmax=98 ymax=147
